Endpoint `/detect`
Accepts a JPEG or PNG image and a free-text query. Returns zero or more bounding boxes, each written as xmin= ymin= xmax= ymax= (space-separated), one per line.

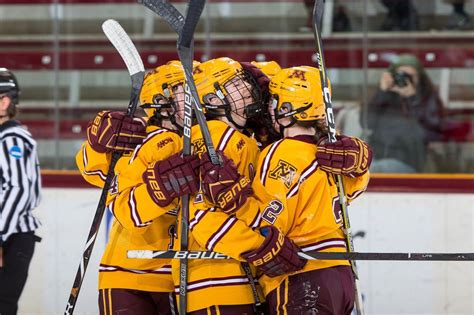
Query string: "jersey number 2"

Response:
xmin=262 ymin=200 xmax=284 ymax=224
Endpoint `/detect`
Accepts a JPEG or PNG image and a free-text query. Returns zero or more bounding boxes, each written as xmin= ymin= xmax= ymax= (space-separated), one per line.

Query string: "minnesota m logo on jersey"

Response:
xmin=269 ymin=159 xmax=297 ymax=188
xmin=192 ymin=138 xmax=206 ymax=156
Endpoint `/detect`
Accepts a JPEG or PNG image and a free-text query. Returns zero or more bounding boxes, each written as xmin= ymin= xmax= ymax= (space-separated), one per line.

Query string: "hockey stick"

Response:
xmin=175 ymin=2 xmax=203 ymax=313
xmin=140 ymin=0 xmax=219 ymax=164
xmin=139 ymin=0 xmax=185 ymax=34
xmin=64 ymin=19 xmax=145 ymax=315
xmin=128 ymin=249 xmax=474 ymax=261
xmin=312 ymin=1 xmax=364 ymax=314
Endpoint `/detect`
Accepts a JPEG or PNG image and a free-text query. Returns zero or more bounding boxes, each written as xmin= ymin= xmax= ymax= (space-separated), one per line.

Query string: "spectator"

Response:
xmin=0 ymin=68 xmax=42 ymax=315
xmin=365 ymin=54 xmax=445 ymax=173
xmin=301 ymin=0 xmax=352 ymax=32
xmin=444 ymin=0 xmax=471 ymax=30
xmin=380 ymin=0 xmax=419 ymax=31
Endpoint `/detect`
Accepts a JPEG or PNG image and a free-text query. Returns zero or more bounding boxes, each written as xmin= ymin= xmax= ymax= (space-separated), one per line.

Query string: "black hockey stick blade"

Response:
xmin=313 ymin=0 xmax=324 ymax=33
xmin=175 ymin=2 xmax=206 ymax=314
xmin=311 ymin=2 xmax=362 ymax=313
xmin=127 ymin=249 xmax=474 ymax=261
xmin=64 ymin=20 xmax=144 ymax=315
xmin=177 ymin=0 xmax=219 ymax=165
xmin=178 ymin=0 xmax=205 ymax=49
xmin=138 ymin=0 xmax=185 ymax=34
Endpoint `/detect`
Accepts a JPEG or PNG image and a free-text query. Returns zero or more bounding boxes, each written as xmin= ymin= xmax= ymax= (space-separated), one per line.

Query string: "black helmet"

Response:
xmin=0 ymin=68 xmax=20 ymax=105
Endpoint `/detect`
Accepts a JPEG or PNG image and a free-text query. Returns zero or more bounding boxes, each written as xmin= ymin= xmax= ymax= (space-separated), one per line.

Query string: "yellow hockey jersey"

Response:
xmin=172 ymin=120 xmax=265 ymax=312
xmin=215 ymin=135 xmax=370 ymax=296
xmin=76 ymin=126 xmax=181 ymax=292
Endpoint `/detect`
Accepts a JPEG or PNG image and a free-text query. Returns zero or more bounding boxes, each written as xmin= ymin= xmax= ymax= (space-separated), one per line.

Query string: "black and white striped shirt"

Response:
xmin=1 ymin=120 xmax=41 ymax=244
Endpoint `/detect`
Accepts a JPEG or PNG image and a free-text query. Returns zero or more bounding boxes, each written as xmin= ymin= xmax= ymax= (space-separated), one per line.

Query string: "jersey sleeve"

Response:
xmin=108 ymin=130 xmax=182 ymax=233
xmin=342 ymin=171 xmax=370 ymax=202
xmin=75 ymin=141 xmax=110 ymax=188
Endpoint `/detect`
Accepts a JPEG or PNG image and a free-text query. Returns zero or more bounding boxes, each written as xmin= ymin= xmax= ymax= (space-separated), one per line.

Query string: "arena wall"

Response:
xmin=18 ymin=186 xmax=473 ymax=315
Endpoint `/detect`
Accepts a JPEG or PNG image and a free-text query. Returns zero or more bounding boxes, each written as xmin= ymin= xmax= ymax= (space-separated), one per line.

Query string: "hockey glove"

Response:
xmin=200 ymin=151 xmax=252 ymax=214
xmin=143 ymin=153 xmax=200 ymax=207
xmin=242 ymin=226 xmax=307 ymax=278
xmin=87 ymin=110 xmax=146 ymax=153
xmin=317 ymin=135 xmax=373 ymax=177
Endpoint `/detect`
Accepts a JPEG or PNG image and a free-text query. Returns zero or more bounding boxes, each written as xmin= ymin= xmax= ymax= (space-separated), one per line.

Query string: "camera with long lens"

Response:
xmin=392 ymin=71 xmax=413 ymax=87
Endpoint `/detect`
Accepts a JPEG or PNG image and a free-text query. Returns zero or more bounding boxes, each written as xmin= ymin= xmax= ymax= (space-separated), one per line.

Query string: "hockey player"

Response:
xmin=76 ymin=62 xmax=197 ymax=314
xmin=166 ymin=57 xmax=306 ymax=314
xmin=199 ymin=66 xmax=372 ymax=314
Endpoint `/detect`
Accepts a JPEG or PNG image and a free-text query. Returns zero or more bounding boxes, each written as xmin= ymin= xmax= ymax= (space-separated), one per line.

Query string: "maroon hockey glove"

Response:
xmin=242 ymin=225 xmax=307 ymax=278
xmin=317 ymin=135 xmax=373 ymax=177
xmin=200 ymin=151 xmax=252 ymax=214
xmin=240 ymin=62 xmax=270 ymax=96
xmin=87 ymin=110 xmax=146 ymax=153
xmin=143 ymin=153 xmax=200 ymax=207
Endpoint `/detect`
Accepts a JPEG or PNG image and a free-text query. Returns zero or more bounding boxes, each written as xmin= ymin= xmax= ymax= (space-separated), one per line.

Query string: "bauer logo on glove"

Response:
xmin=200 ymin=151 xmax=253 ymax=214
xmin=143 ymin=154 xmax=200 ymax=207
xmin=214 ymin=176 xmax=251 ymax=211
xmin=242 ymin=225 xmax=307 ymax=277
xmin=87 ymin=110 xmax=146 ymax=153
xmin=250 ymin=231 xmax=285 ymax=267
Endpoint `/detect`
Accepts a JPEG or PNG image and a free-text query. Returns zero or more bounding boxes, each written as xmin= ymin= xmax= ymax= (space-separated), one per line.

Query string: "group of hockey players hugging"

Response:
xmin=77 ymin=57 xmax=373 ymax=315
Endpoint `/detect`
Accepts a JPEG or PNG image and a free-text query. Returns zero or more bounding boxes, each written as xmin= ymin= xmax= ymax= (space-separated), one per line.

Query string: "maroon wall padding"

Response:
xmin=369 ymin=174 xmax=474 ymax=194
xmin=42 ymin=171 xmax=91 ymax=188
xmin=2 ymin=47 xmax=473 ymax=70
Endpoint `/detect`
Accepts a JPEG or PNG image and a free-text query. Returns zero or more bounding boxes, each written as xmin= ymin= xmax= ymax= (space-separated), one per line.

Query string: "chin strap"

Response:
xmin=277 ymin=116 xmax=297 ymax=137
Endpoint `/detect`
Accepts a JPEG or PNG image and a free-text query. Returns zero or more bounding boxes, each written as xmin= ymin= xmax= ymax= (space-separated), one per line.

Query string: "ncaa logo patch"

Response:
xmin=9 ymin=146 xmax=23 ymax=160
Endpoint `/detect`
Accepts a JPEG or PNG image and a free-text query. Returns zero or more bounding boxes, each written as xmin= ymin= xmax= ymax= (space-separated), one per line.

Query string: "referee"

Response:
xmin=0 ymin=68 xmax=41 ymax=315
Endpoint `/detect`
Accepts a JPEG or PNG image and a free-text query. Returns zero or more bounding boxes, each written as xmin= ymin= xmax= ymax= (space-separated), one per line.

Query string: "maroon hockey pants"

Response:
xmin=266 ymin=266 xmax=355 ymax=315
xmin=98 ymin=288 xmax=177 ymax=315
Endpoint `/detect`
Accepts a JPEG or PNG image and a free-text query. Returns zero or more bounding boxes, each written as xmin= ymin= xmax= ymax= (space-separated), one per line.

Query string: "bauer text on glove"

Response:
xmin=87 ymin=110 xmax=146 ymax=153
xmin=200 ymin=151 xmax=252 ymax=214
xmin=242 ymin=225 xmax=307 ymax=277
xmin=143 ymin=153 xmax=200 ymax=207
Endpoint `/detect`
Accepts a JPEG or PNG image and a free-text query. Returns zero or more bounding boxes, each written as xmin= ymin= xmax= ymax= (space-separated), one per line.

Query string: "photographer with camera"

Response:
xmin=365 ymin=54 xmax=445 ymax=173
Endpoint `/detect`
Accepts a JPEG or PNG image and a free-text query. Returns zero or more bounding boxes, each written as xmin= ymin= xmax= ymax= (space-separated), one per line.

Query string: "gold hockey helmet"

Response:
xmin=193 ymin=57 xmax=244 ymax=102
xmin=193 ymin=57 xmax=262 ymax=129
xmin=139 ymin=61 xmax=186 ymax=118
xmin=250 ymin=61 xmax=282 ymax=79
xmin=268 ymin=66 xmax=330 ymax=122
